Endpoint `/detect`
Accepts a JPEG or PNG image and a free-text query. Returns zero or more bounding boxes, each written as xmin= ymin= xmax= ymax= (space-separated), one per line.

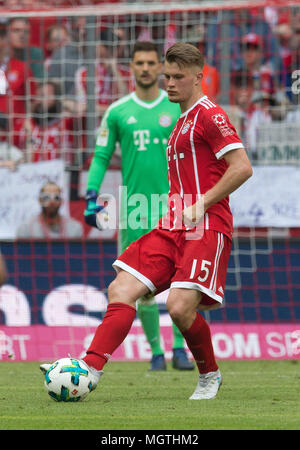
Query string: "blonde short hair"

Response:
xmin=165 ymin=42 xmax=204 ymax=70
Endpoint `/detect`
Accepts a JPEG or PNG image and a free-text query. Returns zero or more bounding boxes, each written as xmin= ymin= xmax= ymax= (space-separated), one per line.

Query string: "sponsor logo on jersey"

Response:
xmin=127 ymin=116 xmax=137 ymax=124
xmin=211 ymin=113 xmax=234 ymax=137
xmin=181 ymin=119 xmax=193 ymax=135
xmin=159 ymin=114 xmax=172 ymax=127
xmin=133 ymin=129 xmax=150 ymax=150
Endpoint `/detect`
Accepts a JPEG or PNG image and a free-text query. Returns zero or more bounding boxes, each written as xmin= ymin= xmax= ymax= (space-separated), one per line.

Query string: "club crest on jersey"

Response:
xmin=211 ymin=113 xmax=234 ymax=137
xmin=181 ymin=120 xmax=193 ymax=134
xmin=159 ymin=114 xmax=172 ymax=127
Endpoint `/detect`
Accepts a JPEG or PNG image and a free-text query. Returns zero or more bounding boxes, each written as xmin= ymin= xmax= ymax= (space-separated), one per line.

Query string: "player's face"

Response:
xmin=131 ymin=51 xmax=162 ymax=88
xmin=163 ymin=61 xmax=203 ymax=110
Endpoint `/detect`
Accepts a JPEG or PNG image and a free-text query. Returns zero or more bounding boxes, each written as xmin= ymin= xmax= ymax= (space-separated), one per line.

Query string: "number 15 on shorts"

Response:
xmin=189 ymin=259 xmax=212 ymax=282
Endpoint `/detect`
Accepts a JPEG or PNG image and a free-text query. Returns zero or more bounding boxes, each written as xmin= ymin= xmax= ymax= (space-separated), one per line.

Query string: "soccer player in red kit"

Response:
xmin=42 ymin=43 xmax=253 ymax=400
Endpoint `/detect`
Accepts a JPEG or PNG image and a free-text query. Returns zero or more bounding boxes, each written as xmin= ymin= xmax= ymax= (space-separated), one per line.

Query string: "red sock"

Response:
xmin=182 ymin=312 xmax=218 ymax=374
xmin=83 ymin=302 xmax=136 ymax=371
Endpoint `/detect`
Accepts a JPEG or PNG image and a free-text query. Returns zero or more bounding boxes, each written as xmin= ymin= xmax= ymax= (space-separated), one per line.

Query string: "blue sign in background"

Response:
xmin=1 ymin=239 xmax=299 ymax=324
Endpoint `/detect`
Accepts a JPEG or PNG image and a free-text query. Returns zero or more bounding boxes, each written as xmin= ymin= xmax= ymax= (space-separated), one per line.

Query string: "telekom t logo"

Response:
xmin=134 ymin=129 xmax=150 ymax=151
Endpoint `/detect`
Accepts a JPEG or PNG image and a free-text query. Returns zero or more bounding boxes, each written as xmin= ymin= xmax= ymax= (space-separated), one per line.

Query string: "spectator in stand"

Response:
xmin=186 ymin=24 xmax=220 ymax=101
xmin=245 ymin=90 xmax=273 ymax=157
xmin=245 ymin=89 xmax=292 ymax=158
xmin=226 ymin=71 xmax=254 ymax=141
xmin=230 ymin=32 xmax=283 ymax=114
xmin=75 ymin=28 xmax=132 ymax=122
xmin=46 ymin=24 xmax=83 ymax=97
xmin=8 ymin=17 xmax=45 ymax=80
xmin=205 ymin=8 xmax=282 ymax=75
xmin=45 ymin=24 xmax=70 ymax=69
xmin=240 ymin=33 xmax=278 ymax=94
xmin=0 ymin=22 xmax=36 ymax=126
xmin=17 ymin=181 xmax=83 ymax=239
xmin=0 ymin=114 xmax=23 ymax=170
xmin=273 ymin=13 xmax=294 ymax=101
xmin=15 ymin=81 xmax=74 ymax=164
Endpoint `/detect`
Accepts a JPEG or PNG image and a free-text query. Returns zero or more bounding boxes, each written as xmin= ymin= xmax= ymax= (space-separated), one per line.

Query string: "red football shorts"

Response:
xmin=113 ymin=228 xmax=232 ymax=310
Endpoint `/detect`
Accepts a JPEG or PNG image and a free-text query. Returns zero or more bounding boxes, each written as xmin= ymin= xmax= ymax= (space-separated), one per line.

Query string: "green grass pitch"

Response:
xmin=0 ymin=360 xmax=299 ymax=430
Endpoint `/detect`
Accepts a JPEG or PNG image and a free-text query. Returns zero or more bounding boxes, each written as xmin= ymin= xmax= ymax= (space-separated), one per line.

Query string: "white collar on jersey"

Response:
xmin=131 ymin=89 xmax=167 ymax=109
xmin=179 ymin=95 xmax=209 ymax=118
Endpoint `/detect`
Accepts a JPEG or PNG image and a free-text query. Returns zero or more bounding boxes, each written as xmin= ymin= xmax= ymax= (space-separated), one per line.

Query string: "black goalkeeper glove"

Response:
xmin=84 ymin=189 xmax=105 ymax=229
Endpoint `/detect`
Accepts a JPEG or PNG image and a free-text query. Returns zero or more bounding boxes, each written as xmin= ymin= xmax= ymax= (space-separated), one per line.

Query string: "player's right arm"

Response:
xmin=84 ymin=108 xmax=118 ymax=228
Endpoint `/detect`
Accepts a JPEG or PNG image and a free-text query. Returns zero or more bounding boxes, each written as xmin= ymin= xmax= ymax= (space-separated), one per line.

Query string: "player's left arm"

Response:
xmin=203 ymin=147 xmax=252 ymax=211
xmin=183 ymin=108 xmax=253 ymax=227
xmin=183 ymin=148 xmax=252 ymax=227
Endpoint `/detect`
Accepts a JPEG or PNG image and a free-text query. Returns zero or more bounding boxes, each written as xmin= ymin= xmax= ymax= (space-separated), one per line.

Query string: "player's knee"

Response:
xmin=107 ymin=278 xmax=131 ymax=303
xmin=166 ymin=297 xmax=186 ymax=324
xmin=107 ymin=272 xmax=144 ymax=306
xmin=107 ymin=279 xmax=119 ymax=303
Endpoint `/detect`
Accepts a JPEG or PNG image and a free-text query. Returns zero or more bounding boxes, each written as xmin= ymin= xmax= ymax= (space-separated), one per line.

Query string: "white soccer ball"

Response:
xmin=44 ymin=357 xmax=93 ymax=402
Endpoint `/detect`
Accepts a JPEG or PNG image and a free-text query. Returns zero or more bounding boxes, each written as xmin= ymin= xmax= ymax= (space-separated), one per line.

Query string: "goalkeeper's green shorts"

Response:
xmin=118 ymin=226 xmax=153 ymax=254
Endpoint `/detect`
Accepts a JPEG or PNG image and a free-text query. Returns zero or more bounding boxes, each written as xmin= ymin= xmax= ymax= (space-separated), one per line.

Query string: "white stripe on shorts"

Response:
xmin=209 ymin=233 xmax=224 ymax=292
xmin=113 ymin=259 xmax=156 ymax=293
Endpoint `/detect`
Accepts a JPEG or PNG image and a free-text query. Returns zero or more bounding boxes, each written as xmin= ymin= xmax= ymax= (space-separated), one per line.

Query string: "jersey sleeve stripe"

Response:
xmin=190 ymin=109 xmax=202 ymax=196
xmin=215 ymin=142 xmax=245 ymax=160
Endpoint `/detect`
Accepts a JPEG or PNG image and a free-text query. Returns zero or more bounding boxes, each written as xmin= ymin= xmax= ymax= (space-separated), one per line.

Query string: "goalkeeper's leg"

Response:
xmin=137 ymin=295 xmax=166 ymax=370
xmin=138 ymin=295 xmax=194 ymax=370
xmin=171 ymin=322 xmax=195 ymax=370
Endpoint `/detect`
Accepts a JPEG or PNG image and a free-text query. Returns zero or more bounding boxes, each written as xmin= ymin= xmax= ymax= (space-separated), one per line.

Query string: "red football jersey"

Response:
xmin=0 ymin=58 xmax=36 ymax=119
xmin=75 ymin=63 xmax=133 ymax=108
xmin=15 ymin=117 xmax=74 ymax=164
xmin=159 ymin=96 xmax=244 ymax=239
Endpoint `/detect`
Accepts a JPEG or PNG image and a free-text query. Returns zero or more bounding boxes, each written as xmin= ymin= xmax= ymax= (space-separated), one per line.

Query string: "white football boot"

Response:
xmin=40 ymin=363 xmax=51 ymax=374
xmin=189 ymin=369 xmax=222 ymax=400
xmin=80 ymin=360 xmax=103 ymax=391
xmin=39 ymin=360 xmax=103 ymax=392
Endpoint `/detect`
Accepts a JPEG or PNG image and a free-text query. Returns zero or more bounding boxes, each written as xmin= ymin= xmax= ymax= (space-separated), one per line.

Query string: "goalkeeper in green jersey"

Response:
xmin=84 ymin=41 xmax=194 ymax=371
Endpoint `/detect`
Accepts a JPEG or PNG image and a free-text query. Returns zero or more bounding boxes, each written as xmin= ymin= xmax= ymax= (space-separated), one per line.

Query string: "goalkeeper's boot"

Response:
xmin=149 ymin=354 xmax=167 ymax=371
xmin=172 ymin=348 xmax=195 ymax=370
xmin=189 ymin=369 xmax=222 ymax=400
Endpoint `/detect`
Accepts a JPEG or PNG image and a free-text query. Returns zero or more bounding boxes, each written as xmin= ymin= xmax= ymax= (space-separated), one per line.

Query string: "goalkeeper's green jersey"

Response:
xmin=87 ymin=89 xmax=180 ymax=250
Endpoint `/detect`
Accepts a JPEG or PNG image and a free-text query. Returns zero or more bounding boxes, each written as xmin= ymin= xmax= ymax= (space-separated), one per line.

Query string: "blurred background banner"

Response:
xmin=0 ymin=324 xmax=299 ymax=362
xmin=0 ymin=160 xmax=68 ymax=239
xmin=230 ymin=165 xmax=300 ymax=227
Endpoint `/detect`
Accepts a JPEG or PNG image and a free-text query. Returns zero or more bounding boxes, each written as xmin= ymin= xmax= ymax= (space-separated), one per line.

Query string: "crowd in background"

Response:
xmin=0 ymin=3 xmax=299 ymax=173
